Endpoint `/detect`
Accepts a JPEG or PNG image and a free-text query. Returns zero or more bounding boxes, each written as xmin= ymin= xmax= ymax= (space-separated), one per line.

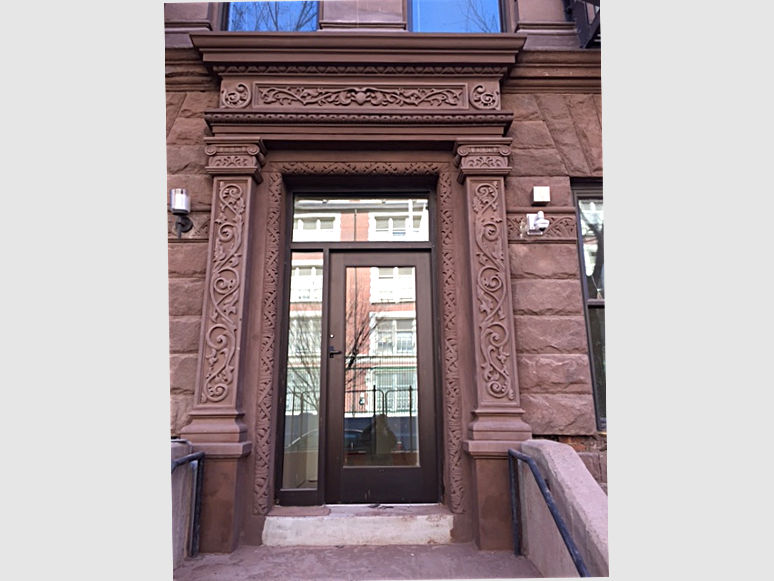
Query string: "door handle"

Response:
xmin=328 ymin=346 xmax=342 ymax=358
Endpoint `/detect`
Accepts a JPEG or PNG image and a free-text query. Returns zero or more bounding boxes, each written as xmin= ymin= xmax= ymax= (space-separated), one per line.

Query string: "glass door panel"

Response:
xmin=342 ymin=266 xmax=419 ymax=468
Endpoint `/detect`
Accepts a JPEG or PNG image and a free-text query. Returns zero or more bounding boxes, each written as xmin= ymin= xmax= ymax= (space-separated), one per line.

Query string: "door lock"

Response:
xmin=328 ymin=346 xmax=342 ymax=358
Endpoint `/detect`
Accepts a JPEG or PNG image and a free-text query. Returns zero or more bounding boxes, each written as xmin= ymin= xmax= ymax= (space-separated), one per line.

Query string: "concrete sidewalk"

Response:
xmin=173 ymin=543 xmax=542 ymax=580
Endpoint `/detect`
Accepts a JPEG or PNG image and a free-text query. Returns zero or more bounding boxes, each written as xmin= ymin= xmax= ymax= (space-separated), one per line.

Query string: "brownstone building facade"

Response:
xmin=166 ymin=0 xmax=604 ymax=554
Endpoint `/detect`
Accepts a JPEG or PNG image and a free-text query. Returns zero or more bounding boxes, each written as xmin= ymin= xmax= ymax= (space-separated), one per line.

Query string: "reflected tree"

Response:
xmin=229 ymin=1 xmax=318 ymax=32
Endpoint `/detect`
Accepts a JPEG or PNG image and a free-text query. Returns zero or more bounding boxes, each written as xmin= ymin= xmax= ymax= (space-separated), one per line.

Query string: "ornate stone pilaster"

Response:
xmin=455 ymin=138 xmax=531 ymax=458
xmin=179 ymin=140 xmax=265 ymax=552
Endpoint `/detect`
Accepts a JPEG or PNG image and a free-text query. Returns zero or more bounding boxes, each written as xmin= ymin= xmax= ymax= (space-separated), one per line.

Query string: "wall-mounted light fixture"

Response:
xmin=520 ymin=211 xmax=551 ymax=237
xmin=169 ymin=188 xmax=193 ymax=239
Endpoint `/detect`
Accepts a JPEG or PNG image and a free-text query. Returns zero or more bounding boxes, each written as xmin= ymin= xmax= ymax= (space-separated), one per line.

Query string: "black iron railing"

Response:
xmin=171 ymin=450 xmax=204 ymax=558
xmin=508 ymin=448 xmax=590 ymax=577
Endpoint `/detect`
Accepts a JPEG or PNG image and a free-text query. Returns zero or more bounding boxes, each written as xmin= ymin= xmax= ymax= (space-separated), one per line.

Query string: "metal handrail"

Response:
xmin=508 ymin=448 xmax=590 ymax=577
xmin=172 ymin=450 xmax=204 ymax=558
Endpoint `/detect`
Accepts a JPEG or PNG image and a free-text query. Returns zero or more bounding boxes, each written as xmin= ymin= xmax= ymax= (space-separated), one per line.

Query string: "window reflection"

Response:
xmin=227 ymin=1 xmax=319 ymax=32
xmin=411 ymin=0 xmax=502 ymax=33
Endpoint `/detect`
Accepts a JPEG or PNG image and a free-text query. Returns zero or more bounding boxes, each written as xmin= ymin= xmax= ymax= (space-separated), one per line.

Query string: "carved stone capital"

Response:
xmin=204 ymin=140 xmax=266 ymax=181
xmin=454 ymin=138 xmax=512 ymax=183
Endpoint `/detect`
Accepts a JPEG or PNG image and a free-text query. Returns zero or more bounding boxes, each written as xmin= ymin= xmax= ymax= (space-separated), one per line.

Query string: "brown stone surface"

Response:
xmin=198 ymin=458 xmax=245 ymax=553
xmin=503 ymin=94 xmax=542 ymax=121
xmin=509 ymin=147 xmax=567 ymax=176
xmin=567 ymin=94 xmax=603 ymax=173
xmin=167 ymin=174 xmax=213 ymax=209
xmin=171 ymin=394 xmax=194 ymax=437
xmin=169 ymin=316 xmax=202 ymax=354
xmin=512 ymin=278 xmax=584 ymax=315
xmin=509 ymin=243 xmax=580 ymax=279
xmin=168 ymin=116 xmax=210 ymax=145
xmin=167 ymin=145 xmax=209 ymax=174
xmin=179 ymin=91 xmax=219 ymax=117
xmin=169 ymin=353 xmax=198 ymax=393
xmin=514 ymin=315 xmax=588 ymax=353
xmin=167 ymin=93 xmax=186 ymax=136
xmin=522 ymin=393 xmax=596 ymax=434
xmin=168 ymin=278 xmax=205 ymax=316
xmin=168 ymin=242 xmax=208 ymax=277
xmin=472 ymin=458 xmax=514 ymax=551
xmin=516 ymin=354 xmax=592 ymax=394
xmin=509 ymin=120 xmax=554 ymax=148
xmin=504 ymin=176 xmax=572 ymax=207
xmin=174 ymin=543 xmax=542 ymax=579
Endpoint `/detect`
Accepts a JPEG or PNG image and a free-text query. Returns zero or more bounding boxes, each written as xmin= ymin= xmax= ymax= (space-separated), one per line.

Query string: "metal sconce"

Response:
xmin=169 ymin=188 xmax=193 ymax=239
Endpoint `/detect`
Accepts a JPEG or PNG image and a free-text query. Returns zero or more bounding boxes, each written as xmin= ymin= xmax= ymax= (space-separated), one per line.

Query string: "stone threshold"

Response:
xmin=263 ymin=503 xmax=454 ymax=546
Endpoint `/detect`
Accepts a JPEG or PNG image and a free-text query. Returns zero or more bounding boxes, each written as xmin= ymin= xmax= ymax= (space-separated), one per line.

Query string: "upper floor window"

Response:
xmin=410 ymin=0 xmax=502 ymax=33
xmin=226 ymin=1 xmax=502 ymax=33
xmin=227 ymin=1 xmax=319 ymax=32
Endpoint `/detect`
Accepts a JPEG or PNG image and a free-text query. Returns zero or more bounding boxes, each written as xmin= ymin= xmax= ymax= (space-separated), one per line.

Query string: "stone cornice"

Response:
xmin=191 ymin=32 xmax=527 ymax=69
xmin=504 ymin=49 xmax=601 ymax=93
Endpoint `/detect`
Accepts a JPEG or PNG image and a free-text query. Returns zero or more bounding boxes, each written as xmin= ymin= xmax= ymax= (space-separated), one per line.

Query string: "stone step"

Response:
xmin=262 ymin=503 xmax=454 ymax=546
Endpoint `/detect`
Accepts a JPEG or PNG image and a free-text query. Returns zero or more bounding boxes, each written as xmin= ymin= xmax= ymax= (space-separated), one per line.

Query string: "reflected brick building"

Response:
xmin=165 ymin=0 xmax=605 ymax=555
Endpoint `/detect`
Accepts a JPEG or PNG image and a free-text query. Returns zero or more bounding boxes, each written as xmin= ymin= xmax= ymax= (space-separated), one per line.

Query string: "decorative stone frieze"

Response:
xmin=507 ymin=213 xmax=578 ymax=242
xmin=254 ymin=85 xmax=466 ymax=109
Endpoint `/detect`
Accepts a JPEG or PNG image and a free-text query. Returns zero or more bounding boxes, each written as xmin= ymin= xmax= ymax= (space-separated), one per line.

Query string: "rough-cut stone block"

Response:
xmin=168 ymin=116 xmax=211 ymax=145
xmin=539 ymin=118 xmax=590 ymax=176
xmin=168 ymin=278 xmax=205 ymax=316
xmin=167 ymin=174 xmax=213 ymax=209
xmin=578 ymin=452 xmax=601 ymax=481
xmin=169 ymin=353 xmax=199 ymax=394
xmin=502 ymin=94 xmax=541 ymax=121
xmin=513 ymin=279 xmax=584 ymax=315
xmin=510 ymin=148 xmax=567 ymax=177
xmin=516 ymin=354 xmax=592 ymax=393
xmin=599 ymin=452 xmax=607 ymax=483
xmin=169 ymin=316 xmax=202 ymax=353
xmin=167 ymin=93 xmax=186 ymax=136
xmin=168 ymin=242 xmax=208 ymax=277
xmin=170 ymin=393 xmax=194 ymax=437
xmin=521 ymin=393 xmax=596 ymax=434
xmin=167 ymin=145 xmax=209 ymax=174
xmin=504 ymin=176 xmax=572 ymax=208
xmin=567 ymin=94 xmax=603 ymax=174
xmin=179 ymin=91 xmax=219 ymax=118
xmin=509 ymin=121 xmax=554 ymax=148
xmin=509 ymin=244 xmax=580 ymax=279
xmin=515 ymin=315 xmax=588 ymax=354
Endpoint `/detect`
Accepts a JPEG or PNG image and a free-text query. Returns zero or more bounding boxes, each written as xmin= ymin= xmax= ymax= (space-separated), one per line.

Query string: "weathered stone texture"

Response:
xmin=503 ymin=93 xmax=603 ymax=178
xmin=513 ymin=279 xmax=584 ymax=315
xmin=167 ymin=174 xmax=213 ymax=209
xmin=167 ymin=144 xmax=209 ymax=174
xmin=515 ymin=315 xmax=588 ymax=353
xmin=510 ymin=148 xmax=567 ymax=177
xmin=521 ymin=394 xmax=596 ymax=435
xmin=504 ymin=176 xmax=572 ymax=208
xmin=170 ymin=353 xmax=199 ymax=393
xmin=516 ymin=354 xmax=592 ymax=394
xmin=168 ymin=242 xmax=208 ymax=277
xmin=502 ymin=94 xmax=542 ymax=121
xmin=168 ymin=278 xmax=205 ymax=316
xmin=509 ymin=244 xmax=581 ymax=279
xmin=178 ymin=91 xmax=219 ymax=118
xmin=168 ymin=116 xmax=211 ymax=145
xmin=169 ymin=316 xmax=202 ymax=354
xmin=167 ymin=93 xmax=186 ymax=136
xmin=170 ymin=393 xmax=194 ymax=437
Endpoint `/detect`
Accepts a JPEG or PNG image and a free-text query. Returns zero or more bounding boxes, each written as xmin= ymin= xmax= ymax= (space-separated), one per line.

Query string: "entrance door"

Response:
xmin=325 ymin=251 xmax=438 ymax=503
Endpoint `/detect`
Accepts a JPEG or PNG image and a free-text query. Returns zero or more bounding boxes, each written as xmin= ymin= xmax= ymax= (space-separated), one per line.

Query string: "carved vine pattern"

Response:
xmin=472 ymin=183 xmax=515 ymax=400
xmin=438 ymin=170 xmax=465 ymax=514
xmin=506 ymin=214 xmax=577 ymax=241
xmin=253 ymin=173 xmax=282 ymax=515
xmin=251 ymin=161 xmax=465 ymax=515
xmin=470 ymin=84 xmax=500 ymax=110
xmin=202 ymin=183 xmax=245 ymax=403
xmin=257 ymin=86 xmax=463 ymax=108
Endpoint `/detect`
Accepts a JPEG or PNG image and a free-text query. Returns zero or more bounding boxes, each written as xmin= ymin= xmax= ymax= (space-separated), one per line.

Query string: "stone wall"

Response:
xmin=167 ymin=89 xmax=218 ymax=436
xmin=504 ymin=92 xmax=602 ymax=438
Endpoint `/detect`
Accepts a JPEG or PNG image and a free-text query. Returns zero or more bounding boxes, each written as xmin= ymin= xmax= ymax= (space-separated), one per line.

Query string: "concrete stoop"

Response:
xmin=263 ymin=504 xmax=454 ymax=546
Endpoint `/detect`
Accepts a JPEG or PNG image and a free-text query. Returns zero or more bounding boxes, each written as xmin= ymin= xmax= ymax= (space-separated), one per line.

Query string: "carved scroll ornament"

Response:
xmin=472 ymin=183 xmax=515 ymax=401
xmin=201 ymin=183 xmax=246 ymax=404
xmin=257 ymin=85 xmax=464 ymax=108
xmin=470 ymin=84 xmax=500 ymax=110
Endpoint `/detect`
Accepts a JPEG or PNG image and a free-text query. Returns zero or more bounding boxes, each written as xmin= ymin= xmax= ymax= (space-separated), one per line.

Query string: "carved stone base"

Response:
xmin=469 ymin=456 xmax=516 ymax=550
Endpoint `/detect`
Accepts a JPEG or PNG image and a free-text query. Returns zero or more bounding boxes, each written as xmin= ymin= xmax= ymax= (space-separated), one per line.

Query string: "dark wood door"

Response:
xmin=325 ymin=251 xmax=438 ymax=503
